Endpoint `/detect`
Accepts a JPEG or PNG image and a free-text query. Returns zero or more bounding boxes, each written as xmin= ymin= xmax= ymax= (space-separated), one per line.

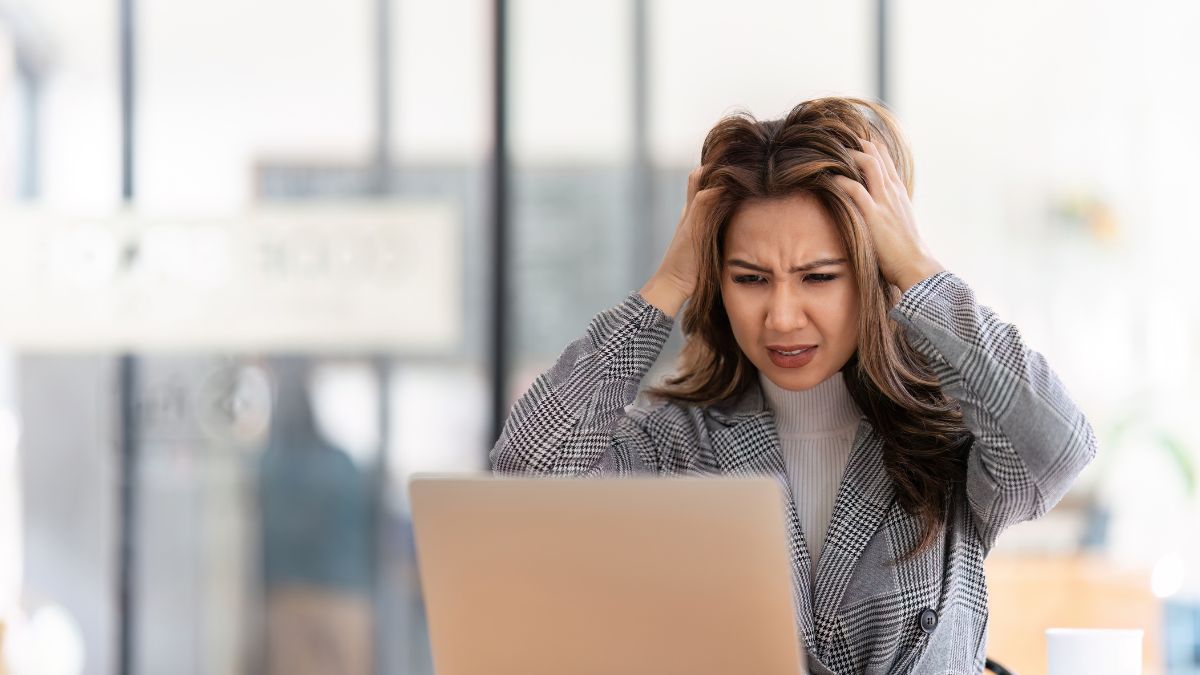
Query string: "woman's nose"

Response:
xmin=764 ymin=287 xmax=809 ymax=332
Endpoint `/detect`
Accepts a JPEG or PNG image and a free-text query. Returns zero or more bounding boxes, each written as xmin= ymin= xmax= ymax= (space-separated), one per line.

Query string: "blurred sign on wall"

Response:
xmin=0 ymin=202 xmax=462 ymax=352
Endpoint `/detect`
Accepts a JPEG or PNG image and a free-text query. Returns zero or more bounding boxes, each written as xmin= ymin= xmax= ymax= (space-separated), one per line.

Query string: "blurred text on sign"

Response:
xmin=0 ymin=202 xmax=462 ymax=352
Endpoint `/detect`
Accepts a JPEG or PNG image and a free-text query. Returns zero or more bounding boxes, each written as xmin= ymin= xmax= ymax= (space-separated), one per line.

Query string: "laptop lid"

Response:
xmin=409 ymin=474 xmax=807 ymax=675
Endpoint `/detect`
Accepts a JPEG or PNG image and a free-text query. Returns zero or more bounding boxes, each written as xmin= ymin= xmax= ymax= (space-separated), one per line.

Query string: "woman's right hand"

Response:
xmin=639 ymin=165 xmax=720 ymax=319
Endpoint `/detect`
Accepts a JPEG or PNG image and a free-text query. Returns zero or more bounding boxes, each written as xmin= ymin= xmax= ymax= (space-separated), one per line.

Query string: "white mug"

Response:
xmin=1046 ymin=628 xmax=1143 ymax=675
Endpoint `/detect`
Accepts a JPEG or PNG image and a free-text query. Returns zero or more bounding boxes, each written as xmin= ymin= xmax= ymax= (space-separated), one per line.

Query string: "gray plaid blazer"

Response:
xmin=490 ymin=270 xmax=1097 ymax=674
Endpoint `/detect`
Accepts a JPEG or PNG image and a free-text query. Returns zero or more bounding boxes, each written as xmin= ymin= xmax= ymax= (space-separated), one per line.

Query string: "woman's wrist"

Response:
xmin=639 ymin=273 xmax=690 ymax=319
xmin=894 ymin=258 xmax=946 ymax=294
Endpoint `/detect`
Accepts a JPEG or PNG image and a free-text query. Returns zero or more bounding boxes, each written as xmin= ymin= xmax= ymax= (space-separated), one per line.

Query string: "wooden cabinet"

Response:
xmin=985 ymin=555 xmax=1162 ymax=675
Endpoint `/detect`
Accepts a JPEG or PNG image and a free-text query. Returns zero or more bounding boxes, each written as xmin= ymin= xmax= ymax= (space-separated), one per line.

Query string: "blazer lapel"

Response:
xmin=708 ymin=403 xmax=818 ymax=656
xmin=810 ymin=419 xmax=896 ymax=651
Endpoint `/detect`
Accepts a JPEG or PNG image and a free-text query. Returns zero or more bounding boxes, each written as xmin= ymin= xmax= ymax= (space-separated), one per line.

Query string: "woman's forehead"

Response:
xmin=724 ymin=194 xmax=845 ymax=260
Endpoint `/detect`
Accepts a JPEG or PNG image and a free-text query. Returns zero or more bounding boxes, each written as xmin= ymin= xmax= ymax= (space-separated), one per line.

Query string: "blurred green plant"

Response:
xmin=1101 ymin=413 xmax=1196 ymax=498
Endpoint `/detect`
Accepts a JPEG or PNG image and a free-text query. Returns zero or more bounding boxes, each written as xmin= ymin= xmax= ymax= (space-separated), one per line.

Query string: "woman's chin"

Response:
xmin=761 ymin=368 xmax=825 ymax=392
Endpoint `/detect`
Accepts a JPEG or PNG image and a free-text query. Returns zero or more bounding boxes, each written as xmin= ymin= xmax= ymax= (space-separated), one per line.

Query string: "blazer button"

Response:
xmin=919 ymin=608 xmax=938 ymax=634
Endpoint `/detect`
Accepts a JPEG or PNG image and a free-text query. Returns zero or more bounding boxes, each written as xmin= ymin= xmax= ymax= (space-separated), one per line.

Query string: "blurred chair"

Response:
xmin=258 ymin=358 xmax=375 ymax=675
xmin=985 ymin=657 xmax=1016 ymax=674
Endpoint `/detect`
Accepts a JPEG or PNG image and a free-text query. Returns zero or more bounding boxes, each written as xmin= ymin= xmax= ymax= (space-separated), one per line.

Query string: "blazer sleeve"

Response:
xmin=489 ymin=290 xmax=674 ymax=476
xmin=888 ymin=270 xmax=1098 ymax=551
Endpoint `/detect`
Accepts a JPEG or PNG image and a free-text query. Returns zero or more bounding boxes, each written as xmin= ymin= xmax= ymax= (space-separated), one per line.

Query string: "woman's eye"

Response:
xmin=732 ymin=273 xmax=837 ymax=285
xmin=806 ymin=273 xmax=837 ymax=283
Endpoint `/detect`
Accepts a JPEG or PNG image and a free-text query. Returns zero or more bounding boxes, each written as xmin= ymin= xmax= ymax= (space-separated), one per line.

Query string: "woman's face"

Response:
xmin=720 ymin=192 xmax=860 ymax=392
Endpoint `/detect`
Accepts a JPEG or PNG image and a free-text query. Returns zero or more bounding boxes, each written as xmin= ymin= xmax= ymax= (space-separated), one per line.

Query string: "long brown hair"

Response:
xmin=647 ymin=96 xmax=971 ymax=559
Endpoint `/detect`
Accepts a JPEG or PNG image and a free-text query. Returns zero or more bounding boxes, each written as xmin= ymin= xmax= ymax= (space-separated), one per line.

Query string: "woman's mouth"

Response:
xmin=767 ymin=345 xmax=817 ymax=368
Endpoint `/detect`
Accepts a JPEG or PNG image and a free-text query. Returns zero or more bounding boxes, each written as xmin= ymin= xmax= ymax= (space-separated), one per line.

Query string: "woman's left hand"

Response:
xmin=831 ymin=136 xmax=945 ymax=292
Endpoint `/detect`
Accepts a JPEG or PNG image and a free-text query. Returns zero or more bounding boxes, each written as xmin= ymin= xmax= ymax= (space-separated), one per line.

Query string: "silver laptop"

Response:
xmin=409 ymin=474 xmax=808 ymax=675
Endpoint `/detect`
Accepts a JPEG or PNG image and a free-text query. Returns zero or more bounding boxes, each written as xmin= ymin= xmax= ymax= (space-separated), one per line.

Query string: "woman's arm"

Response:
xmin=489 ymin=290 xmax=674 ymax=476
xmin=889 ymin=270 xmax=1099 ymax=551
xmin=832 ymin=135 xmax=1096 ymax=549
xmin=493 ymin=164 xmax=713 ymax=476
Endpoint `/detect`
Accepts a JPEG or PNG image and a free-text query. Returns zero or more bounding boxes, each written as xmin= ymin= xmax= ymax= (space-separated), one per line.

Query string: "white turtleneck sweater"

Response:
xmin=758 ymin=370 xmax=863 ymax=572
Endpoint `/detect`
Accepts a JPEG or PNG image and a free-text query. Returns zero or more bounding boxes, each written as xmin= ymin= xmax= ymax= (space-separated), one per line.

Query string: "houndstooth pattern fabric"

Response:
xmin=490 ymin=270 xmax=1098 ymax=675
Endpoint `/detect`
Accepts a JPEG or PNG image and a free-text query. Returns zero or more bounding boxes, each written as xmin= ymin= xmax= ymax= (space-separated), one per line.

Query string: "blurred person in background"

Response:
xmin=490 ymin=96 xmax=1097 ymax=674
xmin=257 ymin=358 xmax=373 ymax=675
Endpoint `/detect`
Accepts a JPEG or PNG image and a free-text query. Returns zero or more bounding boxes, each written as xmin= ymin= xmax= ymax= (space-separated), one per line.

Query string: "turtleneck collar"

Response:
xmin=758 ymin=369 xmax=863 ymax=437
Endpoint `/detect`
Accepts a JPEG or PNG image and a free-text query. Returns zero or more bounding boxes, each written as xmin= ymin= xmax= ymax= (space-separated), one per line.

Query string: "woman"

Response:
xmin=490 ymin=96 xmax=1097 ymax=674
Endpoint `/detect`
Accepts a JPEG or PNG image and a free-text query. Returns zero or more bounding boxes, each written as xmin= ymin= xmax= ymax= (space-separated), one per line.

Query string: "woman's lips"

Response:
xmin=767 ymin=345 xmax=817 ymax=368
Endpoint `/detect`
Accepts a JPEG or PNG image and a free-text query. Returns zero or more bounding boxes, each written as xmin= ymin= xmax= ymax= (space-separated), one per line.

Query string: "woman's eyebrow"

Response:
xmin=725 ymin=257 xmax=848 ymax=273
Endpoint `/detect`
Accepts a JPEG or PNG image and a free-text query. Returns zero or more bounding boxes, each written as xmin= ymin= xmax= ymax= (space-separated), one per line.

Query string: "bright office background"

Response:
xmin=0 ymin=0 xmax=1198 ymax=674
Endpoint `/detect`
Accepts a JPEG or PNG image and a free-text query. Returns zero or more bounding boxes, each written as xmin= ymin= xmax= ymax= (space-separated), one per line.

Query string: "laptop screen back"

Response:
xmin=410 ymin=475 xmax=807 ymax=675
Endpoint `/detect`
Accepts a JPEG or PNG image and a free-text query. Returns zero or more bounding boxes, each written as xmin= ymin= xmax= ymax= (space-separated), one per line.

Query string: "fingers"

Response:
xmin=848 ymin=147 xmax=891 ymax=204
xmin=860 ymin=136 xmax=902 ymax=185
xmin=693 ymin=186 xmax=720 ymax=204
xmin=854 ymin=137 xmax=905 ymax=207
xmin=683 ymin=187 xmax=720 ymax=237
xmin=684 ymin=175 xmax=719 ymax=210
xmin=831 ymin=174 xmax=872 ymax=216
xmin=686 ymin=165 xmax=704 ymax=204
